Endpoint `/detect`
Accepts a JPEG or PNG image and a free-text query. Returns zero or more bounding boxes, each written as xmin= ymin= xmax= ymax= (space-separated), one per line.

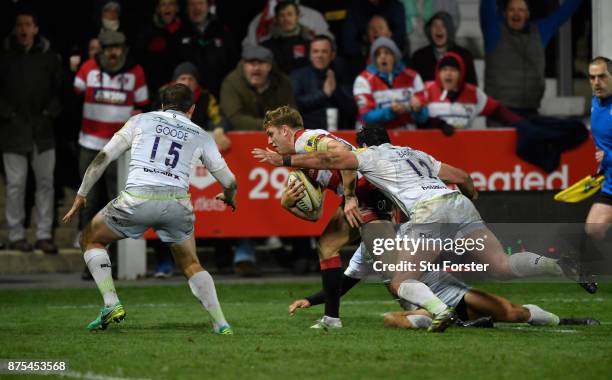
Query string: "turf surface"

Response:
xmin=1 ymin=281 xmax=611 ymax=380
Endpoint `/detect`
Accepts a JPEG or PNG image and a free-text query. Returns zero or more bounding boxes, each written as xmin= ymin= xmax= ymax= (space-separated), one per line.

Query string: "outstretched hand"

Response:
xmin=63 ymin=195 xmax=86 ymax=224
xmin=216 ymin=193 xmax=236 ymax=211
xmin=288 ymin=299 xmax=311 ymax=316
xmin=252 ymin=148 xmax=283 ymax=167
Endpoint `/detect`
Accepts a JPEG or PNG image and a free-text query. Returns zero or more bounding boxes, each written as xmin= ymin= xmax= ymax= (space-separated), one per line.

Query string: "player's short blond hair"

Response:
xmin=263 ymin=106 xmax=304 ymax=130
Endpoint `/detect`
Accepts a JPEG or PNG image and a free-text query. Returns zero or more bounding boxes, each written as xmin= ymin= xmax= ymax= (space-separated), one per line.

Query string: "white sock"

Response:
xmin=509 ymin=251 xmax=563 ymax=278
xmin=188 ymin=271 xmax=228 ymax=330
xmin=397 ymin=280 xmax=448 ymax=315
xmin=406 ymin=315 xmax=433 ymax=329
xmin=524 ymin=304 xmax=560 ymax=326
xmin=84 ymin=248 xmax=119 ymax=307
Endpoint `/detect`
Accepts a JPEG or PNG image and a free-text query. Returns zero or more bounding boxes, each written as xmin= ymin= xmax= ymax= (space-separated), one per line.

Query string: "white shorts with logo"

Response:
xmin=345 ymin=244 xmax=469 ymax=308
xmin=102 ymin=186 xmax=195 ymax=244
xmin=401 ymin=192 xmax=485 ymax=240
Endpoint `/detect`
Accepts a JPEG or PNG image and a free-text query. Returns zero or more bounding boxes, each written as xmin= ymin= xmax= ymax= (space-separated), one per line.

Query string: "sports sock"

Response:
xmin=509 ymin=251 xmax=563 ymax=277
xmin=320 ymin=256 xmax=343 ymax=318
xmin=305 ymin=274 xmax=361 ymax=306
xmin=397 ymin=280 xmax=448 ymax=315
xmin=188 ymin=271 xmax=229 ymax=330
xmin=406 ymin=315 xmax=433 ymax=329
xmin=84 ymin=248 xmax=119 ymax=307
xmin=524 ymin=304 xmax=560 ymax=326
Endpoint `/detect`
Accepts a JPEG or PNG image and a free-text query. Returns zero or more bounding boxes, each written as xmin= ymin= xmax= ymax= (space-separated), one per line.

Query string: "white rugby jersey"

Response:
xmin=115 ymin=110 xmax=227 ymax=190
xmin=353 ymin=143 xmax=457 ymax=215
xmin=293 ymin=129 xmax=356 ymax=194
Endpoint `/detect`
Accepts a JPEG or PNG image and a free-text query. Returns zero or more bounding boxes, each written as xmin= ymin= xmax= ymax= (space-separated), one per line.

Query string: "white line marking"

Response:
xmin=57 ymin=370 xmax=150 ymax=380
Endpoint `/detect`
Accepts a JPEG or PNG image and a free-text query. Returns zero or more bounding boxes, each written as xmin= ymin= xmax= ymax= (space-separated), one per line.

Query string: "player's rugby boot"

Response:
xmin=310 ymin=316 xmax=343 ymax=330
xmin=456 ymin=316 xmax=494 ymax=328
xmin=559 ymin=318 xmax=601 ymax=326
xmin=215 ymin=325 xmax=234 ymax=335
xmin=87 ymin=302 xmax=126 ymax=331
xmin=557 ymin=254 xmax=598 ymax=294
xmin=428 ymin=307 xmax=457 ymax=333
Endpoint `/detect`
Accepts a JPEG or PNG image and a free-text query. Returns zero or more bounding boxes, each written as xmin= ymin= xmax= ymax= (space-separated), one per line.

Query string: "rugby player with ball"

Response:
xmin=262 ymin=106 xmax=396 ymax=329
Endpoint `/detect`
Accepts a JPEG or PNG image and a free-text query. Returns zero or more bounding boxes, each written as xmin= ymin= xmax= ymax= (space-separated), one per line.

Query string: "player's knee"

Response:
xmin=585 ymin=223 xmax=607 ymax=241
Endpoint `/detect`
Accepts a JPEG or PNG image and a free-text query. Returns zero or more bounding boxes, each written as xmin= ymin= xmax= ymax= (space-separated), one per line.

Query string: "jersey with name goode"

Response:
xmin=116 ymin=110 xmax=227 ymax=190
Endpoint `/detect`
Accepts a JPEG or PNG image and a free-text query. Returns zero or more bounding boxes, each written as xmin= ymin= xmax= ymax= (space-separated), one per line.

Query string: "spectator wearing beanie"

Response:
xmin=353 ymin=37 xmax=425 ymax=130
xmin=154 ymin=62 xmax=229 ymax=150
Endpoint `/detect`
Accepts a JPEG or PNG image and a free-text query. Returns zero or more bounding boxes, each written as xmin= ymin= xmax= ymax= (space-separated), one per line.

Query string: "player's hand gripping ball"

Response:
xmin=286 ymin=170 xmax=323 ymax=213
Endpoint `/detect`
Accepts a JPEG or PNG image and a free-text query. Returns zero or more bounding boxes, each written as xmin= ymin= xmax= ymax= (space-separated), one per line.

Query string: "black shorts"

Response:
xmin=455 ymin=296 xmax=469 ymax=321
xmin=593 ymin=191 xmax=612 ymax=206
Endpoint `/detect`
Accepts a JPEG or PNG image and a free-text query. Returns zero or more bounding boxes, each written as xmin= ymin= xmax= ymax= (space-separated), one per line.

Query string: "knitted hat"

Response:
xmin=173 ymin=61 xmax=200 ymax=82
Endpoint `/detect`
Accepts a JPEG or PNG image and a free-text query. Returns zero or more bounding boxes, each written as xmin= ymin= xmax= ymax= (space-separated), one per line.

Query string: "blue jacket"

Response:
xmin=360 ymin=63 xmax=427 ymax=126
xmin=591 ymin=96 xmax=612 ymax=195
xmin=480 ymin=0 xmax=582 ymax=53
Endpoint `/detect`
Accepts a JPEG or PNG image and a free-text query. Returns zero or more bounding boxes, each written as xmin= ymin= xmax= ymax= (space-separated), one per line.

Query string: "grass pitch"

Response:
xmin=1 ymin=281 xmax=611 ymax=380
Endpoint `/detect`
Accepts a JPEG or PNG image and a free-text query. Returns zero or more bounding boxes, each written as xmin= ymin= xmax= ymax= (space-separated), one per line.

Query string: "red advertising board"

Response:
xmin=147 ymin=129 xmax=596 ymax=238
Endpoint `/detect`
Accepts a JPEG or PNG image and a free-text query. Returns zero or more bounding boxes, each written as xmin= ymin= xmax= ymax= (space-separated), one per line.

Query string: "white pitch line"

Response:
xmin=47 ymin=300 xmax=396 ymax=310
xmin=56 ymin=370 xmax=150 ymax=380
xmin=496 ymin=325 xmax=580 ymax=333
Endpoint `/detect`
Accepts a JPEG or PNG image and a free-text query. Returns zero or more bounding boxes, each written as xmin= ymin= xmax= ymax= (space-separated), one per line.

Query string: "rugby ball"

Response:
xmin=287 ymin=170 xmax=323 ymax=213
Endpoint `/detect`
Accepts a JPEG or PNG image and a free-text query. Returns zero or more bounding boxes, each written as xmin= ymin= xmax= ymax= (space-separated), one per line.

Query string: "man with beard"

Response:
xmin=73 ymin=30 xmax=149 ymax=258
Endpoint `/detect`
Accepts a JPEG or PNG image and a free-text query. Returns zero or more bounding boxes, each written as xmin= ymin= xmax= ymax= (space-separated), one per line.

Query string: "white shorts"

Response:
xmin=402 ymin=192 xmax=485 ymax=240
xmin=103 ymin=187 xmax=195 ymax=244
xmin=345 ymin=244 xmax=469 ymax=308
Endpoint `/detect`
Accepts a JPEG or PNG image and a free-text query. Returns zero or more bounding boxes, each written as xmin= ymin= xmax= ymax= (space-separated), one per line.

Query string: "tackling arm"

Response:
xmin=252 ymin=148 xmax=359 ymax=170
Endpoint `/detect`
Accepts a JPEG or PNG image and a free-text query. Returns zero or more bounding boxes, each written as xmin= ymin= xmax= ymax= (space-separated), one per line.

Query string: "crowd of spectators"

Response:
xmin=0 ymin=0 xmax=587 ymax=275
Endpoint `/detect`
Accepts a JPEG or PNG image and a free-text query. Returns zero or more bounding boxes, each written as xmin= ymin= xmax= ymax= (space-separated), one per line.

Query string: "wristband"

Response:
xmin=282 ymin=155 xmax=292 ymax=167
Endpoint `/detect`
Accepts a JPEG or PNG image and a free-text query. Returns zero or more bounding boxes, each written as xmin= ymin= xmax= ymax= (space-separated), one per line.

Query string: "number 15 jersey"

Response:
xmin=115 ymin=110 xmax=227 ymax=190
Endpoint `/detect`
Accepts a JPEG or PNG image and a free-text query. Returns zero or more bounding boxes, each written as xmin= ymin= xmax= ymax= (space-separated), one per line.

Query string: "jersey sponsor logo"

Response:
xmin=293 ymin=44 xmax=306 ymax=58
xmin=304 ymin=135 xmax=321 ymax=152
xmin=421 ymin=185 xmax=447 ymax=190
xmin=143 ymin=167 xmax=179 ymax=180
xmin=86 ymin=70 xmax=136 ymax=90
xmin=93 ymin=89 xmax=127 ymax=104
